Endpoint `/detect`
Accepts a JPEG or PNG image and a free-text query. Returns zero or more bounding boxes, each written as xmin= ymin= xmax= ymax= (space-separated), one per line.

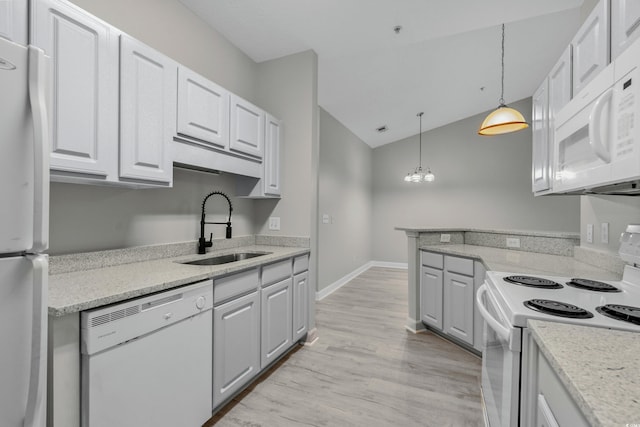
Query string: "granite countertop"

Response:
xmin=48 ymin=245 xmax=310 ymax=317
xmin=395 ymin=226 xmax=580 ymax=239
xmin=529 ymin=320 xmax=640 ymax=427
xmin=420 ymin=244 xmax=620 ymax=280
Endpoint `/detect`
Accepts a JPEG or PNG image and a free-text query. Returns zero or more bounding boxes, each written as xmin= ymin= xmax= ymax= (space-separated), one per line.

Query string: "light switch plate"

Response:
xmin=586 ymin=224 xmax=594 ymax=243
xmin=322 ymin=214 xmax=330 ymax=224
xmin=601 ymin=222 xmax=609 ymax=244
xmin=269 ymin=217 xmax=281 ymax=231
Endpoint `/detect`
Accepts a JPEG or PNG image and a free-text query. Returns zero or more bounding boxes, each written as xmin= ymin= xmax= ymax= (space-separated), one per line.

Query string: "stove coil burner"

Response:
xmin=596 ymin=304 xmax=640 ymax=325
xmin=504 ymin=275 xmax=563 ymax=289
xmin=565 ymin=278 xmax=621 ymax=292
xmin=523 ymin=299 xmax=594 ymax=319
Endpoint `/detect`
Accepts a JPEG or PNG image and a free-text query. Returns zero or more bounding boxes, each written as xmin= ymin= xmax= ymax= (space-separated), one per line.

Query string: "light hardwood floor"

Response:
xmin=205 ymin=267 xmax=483 ymax=426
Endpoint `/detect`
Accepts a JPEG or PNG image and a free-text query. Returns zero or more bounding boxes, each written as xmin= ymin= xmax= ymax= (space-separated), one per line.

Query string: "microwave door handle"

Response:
xmin=588 ymin=87 xmax=613 ymax=163
xmin=28 ymin=46 xmax=50 ymax=253
xmin=476 ymin=284 xmax=511 ymax=343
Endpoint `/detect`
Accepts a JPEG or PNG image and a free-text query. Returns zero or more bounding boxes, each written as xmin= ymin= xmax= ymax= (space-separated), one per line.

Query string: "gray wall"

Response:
xmin=371 ymin=98 xmax=581 ymax=263
xmin=50 ymin=170 xmax=254 ymax=254
xmin=318 ymin=109 xmax=373 ymax=291
xmin=580 ymin=196 xmax=640 ymax=254
xmin=254 ymin=51 xmax=319 ymax=238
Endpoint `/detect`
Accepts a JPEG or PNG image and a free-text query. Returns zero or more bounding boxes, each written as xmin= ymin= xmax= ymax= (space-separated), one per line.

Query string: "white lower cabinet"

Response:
xmin=261 ymin=278 xmax=293 ymax=369
xmin=420 ymin=265 xmax=443 ymax=329
xmin=443 ymin=271 xmax=474 ymax=345
xmin=212 ymin=289 xmax=260 ymax=409
xmin=525 ymin=335 xmax=590 ymax=427
xmin=420 ymin=251 xmax=481 ymax=350
xmin=293 ymin=271 xmax=309 ymax=342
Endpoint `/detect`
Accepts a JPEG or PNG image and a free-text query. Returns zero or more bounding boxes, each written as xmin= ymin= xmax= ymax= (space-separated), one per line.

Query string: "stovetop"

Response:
xmin=485 ymin=265 xmax=640 ymax=332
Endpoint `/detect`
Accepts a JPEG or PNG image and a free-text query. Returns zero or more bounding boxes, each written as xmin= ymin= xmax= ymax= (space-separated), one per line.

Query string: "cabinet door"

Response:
xmin=230 ymin=94 xmax=264 ymax=159
xmin=443 ymin=271 xmax=474 ymax=345
xmin=0 ymin=0 xmax=28 ymax=44
xmin=213 ymin=290 xmax=260 ymax=409
xmin=532 ymin=79 xmax=550 ymax=193
xmin=31 ymin=0 xmax=119 ymax=179
xmin=261 ymin=278 xmax=293 ymax=369
xmin=176 ymin=66 xmax=229 ymax=149
xmin=420 ymin=266 xmax=443 ymax=330
xmin=263 ymin=114 xmax=281 ymax=196
xmin=572 ymin=0 xmax=610 ymax=96
xmin=292 ymin=271 xmax=308 ymax=342
xmin=548 ymin=46 xmax=572 ymax=117
xmin=611 ymin=0 xmax=640 ymax=60
xmin=119 ymin=35 xmax=176 ymax=184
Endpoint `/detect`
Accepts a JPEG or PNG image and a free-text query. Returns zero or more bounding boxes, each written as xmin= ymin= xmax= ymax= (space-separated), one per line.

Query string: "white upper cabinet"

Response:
xmin=263 ymin=114 xmax=281 ymax=196
xmin=548 ymin=46 xmax=573 ymax=117
xmin=31 ymin=0 xmax=119 ymax=181
xmin=230 ymin=94 xmax=264 ymax=159
xmin=0 ymin=0 xmax=28 ymax=44
xmin=119 ymin=35 xmax=176 ymax=184
xmin=177 ymin=66 xmax=229 ymax=149
xmin=572 ymin=0 xmax=610 ymax=96
xmin=611 ymin=0 xmax=640 ymax=60
xmin=532 ymin=80 xmax=550 ymax=193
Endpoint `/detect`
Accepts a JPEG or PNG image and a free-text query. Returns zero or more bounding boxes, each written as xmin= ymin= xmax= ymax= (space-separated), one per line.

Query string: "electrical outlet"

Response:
xmin=268 ymin=217 xmax=280 ymax=231
xmin=601 ymin=222 xmax=609 ymax=244
xmin=506 ymin=238 xmax=521 ymax=248
xmin=322 ymin=214 xmax=330 ymax=224
xmin=440 ymin=233 xmax=451 ymax=243
xmin=586 ymin=224 xmax=594 ymax=243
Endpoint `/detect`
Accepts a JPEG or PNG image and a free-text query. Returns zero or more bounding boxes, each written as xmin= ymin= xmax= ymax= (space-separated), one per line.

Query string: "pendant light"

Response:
xmin=403 ymin=112 xmax=435 ymax=183
xmin=478 ymin=24 xmax=529 ymax=136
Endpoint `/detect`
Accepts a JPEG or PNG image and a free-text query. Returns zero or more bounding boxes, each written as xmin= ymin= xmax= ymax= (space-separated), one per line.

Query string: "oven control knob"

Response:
xmin=196 ymin=296 xmax=206 ymax=310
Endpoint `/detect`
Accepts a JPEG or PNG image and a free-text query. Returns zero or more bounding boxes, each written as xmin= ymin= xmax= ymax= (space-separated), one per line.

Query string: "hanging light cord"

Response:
xmin=418 ymin=112 xmax=423 ymax=169
xmin=499 ymin=23 xmax=505 ymax=107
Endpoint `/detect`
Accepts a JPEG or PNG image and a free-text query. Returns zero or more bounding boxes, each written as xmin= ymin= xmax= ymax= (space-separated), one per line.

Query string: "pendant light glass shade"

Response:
xmin=478 ymin=24 xmax=528 ymax=136
xmin=478 ymin=105 xmax=529 ymax=135
xmin=403 ymin=112 xmax=435 ymax=183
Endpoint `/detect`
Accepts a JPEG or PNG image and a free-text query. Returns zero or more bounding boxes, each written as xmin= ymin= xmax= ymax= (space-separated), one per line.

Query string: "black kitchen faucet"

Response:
xmin=198 ymin=191 xmax=233 ymax=254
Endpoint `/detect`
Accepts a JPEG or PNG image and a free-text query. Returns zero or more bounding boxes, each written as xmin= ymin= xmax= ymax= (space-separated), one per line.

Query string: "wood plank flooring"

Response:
xmin=205 ymin=267 xmax=483 ymax=426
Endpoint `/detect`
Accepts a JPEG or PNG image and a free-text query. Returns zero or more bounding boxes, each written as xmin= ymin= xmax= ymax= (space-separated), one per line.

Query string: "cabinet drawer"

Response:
xmin=262 ymin=259 xmax=292 ymax=287
xmin=293 ymin=255 xmax=309 ymax=275
xmin=445 ymin=255 xmax=473 ymax=276
xmin=421 ymin=251 xmax=443 ymax=269
xmin=213 ymin=268 xmax=259 ymax=304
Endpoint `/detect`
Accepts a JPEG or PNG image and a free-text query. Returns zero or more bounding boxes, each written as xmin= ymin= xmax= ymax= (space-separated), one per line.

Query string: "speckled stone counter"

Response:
xmin=420 ymin=244 xmax=620 ymax=280
xmin=529 ymin=320 xmax=640 ymax=427
xmin=49 ymin=245 xmax=309 ymax=316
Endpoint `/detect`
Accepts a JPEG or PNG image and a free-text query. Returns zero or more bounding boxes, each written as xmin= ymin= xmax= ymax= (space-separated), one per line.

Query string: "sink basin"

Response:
xmin=182 ymin=252 xmax=272 ymax=266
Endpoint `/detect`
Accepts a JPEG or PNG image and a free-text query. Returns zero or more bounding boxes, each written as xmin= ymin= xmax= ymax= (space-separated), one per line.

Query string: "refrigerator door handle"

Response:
xmin=28 ymin=46 xmax=50 ymax=253
xmin=24 ymin=255 xmax=48 ymax=427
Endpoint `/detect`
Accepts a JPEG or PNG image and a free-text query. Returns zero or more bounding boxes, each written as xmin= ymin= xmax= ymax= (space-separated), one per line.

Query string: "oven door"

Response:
xmin=477 ymin=284 xmax=522 ymax=427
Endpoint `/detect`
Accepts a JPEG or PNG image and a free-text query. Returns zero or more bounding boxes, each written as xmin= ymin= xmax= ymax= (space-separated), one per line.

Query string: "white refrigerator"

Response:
xmin=0 ymin=37 xmax=50 ymax=427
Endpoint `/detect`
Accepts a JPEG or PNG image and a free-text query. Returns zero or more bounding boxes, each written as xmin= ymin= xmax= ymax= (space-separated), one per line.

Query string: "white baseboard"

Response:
xmin=316 ymin=261 xmax=374 ymax=301
xmin=370 ymin=261 xmax=408 ymax=269
xmin=405 ymin=317 xmax=426 ymax=334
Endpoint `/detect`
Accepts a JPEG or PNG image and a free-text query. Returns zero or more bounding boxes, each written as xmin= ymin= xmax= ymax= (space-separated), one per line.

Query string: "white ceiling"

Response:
xmin=178 ymin=0 xmax=586 ymax=147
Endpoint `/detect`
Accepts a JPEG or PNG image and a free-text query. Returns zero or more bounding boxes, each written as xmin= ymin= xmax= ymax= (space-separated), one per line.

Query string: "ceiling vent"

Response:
xmin=376 ymin=125 xmax=388 ymax=133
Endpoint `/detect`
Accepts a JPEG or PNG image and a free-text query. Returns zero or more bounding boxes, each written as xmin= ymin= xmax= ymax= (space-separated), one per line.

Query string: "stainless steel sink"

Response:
xmin=181 ymin=252 xmax=272 ymax=266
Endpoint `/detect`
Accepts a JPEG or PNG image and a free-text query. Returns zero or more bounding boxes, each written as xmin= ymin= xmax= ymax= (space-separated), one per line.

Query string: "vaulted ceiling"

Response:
xmin=179 ymin=0 xmax=590 ymax=147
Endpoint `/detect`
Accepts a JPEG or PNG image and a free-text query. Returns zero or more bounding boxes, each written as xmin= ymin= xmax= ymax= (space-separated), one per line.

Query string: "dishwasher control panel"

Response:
xmin=80 ymin=279 xmax=213 ymax=355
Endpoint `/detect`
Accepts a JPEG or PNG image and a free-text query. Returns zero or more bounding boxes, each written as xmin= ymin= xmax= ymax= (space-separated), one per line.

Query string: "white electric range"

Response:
xmin=477 ymin=224 xmax=640 ymax=427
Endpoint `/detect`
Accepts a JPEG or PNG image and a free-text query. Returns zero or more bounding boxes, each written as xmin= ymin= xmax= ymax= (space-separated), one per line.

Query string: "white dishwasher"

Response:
xmin=80 ymin=280 xmax=213 ymax=427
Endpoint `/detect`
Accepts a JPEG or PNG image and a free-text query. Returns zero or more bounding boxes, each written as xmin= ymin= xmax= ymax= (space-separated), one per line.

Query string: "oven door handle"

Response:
xmin=476 ymin=284 xmax=511 ymax=343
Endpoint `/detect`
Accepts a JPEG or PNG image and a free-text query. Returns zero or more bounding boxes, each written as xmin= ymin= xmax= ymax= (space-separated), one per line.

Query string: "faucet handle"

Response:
xmin=209 ymin=233 xmax=213 ymax=243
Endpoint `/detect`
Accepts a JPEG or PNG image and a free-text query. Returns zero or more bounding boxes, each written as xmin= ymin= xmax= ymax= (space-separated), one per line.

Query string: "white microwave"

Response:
xmin=553 ymin=36 xmax=640 ymax=194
